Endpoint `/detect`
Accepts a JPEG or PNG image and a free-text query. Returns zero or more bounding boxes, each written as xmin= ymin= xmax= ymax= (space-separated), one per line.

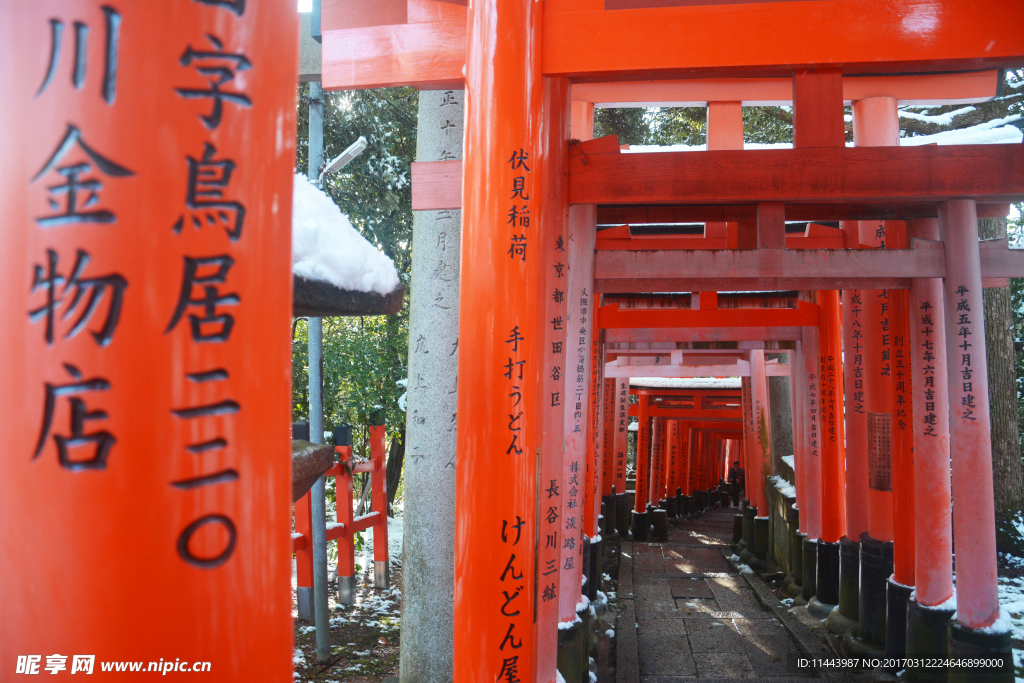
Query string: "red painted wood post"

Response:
xmin=369 ymin=425 xmax=389 ymax=588
xmin=841 ymin=222 xmax=871 ymax=544
xmin=455 ymin=0 xmax=547 ymax=677
xmin=651 ymin=416 xmax=665 ymax=507
xmin=706 ymin=101 xmax=742 ymax=244
xmin=939 ymin=200 xmax=1001 ymax=630
xmin=634 ymin=398 xmax=651 ymax=513
xmin=666 ymin=419 xmax=679 ymax=504
xmin=1 ymin=3 xmax=296 ymax=674
xmin=791 ymin=337 xmax=808 ymax=531
xmin=295 ymin=492 xmax=315 ymax=602
xmin=749 ymin=350 xmax=772 ymax=516
xmin=907 ymin=218 xmax=954 ymax=608
xmin=602 ymin=378 xmax=616 ymax=498
xmin=818 ymin=290 xmax=847 ymax=544
xmin=612 ymin=378 xmax=630 ymax=495
xmin=802 ymin=323 xmax=824 ymax=541
xmin=584 ymin=329 xmax=603 ymax=540
xmin=336 ymin=452 xmax=356 ymax=604
xmin=536 ymin=74 xmax=571 ymax=682
xmin=888 ymin=223 xmax=916 ymax=589
xmin=853 ymin=97 xmax=899 ymax=544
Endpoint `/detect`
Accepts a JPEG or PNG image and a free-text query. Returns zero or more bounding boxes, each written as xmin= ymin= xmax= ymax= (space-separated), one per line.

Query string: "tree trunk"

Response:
xmin=385 ymin=428 xmax=405 ymax=517
xmin=979 ymin=217 xmax=1024 ymax=539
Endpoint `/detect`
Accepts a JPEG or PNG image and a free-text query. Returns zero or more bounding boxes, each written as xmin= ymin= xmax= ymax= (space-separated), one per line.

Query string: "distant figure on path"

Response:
xmin=727 ymin=461 xmax=745 ymax=507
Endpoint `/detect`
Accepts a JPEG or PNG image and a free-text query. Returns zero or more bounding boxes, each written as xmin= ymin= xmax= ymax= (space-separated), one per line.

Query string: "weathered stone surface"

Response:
xmin=291 ymin=440 xmax=335 ymax=503
xmin=399 ymin=89 xmax=463 ymax=683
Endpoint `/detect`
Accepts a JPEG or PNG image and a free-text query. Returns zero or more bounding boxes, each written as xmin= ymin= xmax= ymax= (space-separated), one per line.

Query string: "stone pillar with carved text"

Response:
xmin=401 ymin=89 xmax=464 ymax=683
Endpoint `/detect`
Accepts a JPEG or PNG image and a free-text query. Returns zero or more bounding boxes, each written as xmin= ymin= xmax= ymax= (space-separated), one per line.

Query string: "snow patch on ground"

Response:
xmin=292 ymin=173 xmax=400 ymax=295
xmin=355 ymin=514 xmax=404 ymax=569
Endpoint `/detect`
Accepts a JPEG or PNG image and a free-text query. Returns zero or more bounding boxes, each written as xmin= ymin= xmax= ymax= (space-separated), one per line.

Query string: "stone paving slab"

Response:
xmin=622 ymin=511 xmax=814 ymax=683
xmin=669 ymin=578 xmax=714 ymax=599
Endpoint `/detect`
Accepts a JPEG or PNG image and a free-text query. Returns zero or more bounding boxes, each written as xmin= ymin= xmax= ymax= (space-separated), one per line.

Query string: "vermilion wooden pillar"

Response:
xmin=601 ymin=378 xmax=616 ymax=498
xmin=1 ymin=3 xmax=296 ymax=676
xmin=853 ymin=97 xmax=899 ymax=544
xmin=818 ymin=291 xmax=847 ymax=544
xmin=455 ymin=0 xmax=546 ymax=678
xmin=536 ymin=75 xmax=571 ymax=682
xmin=612 ymin=379 xmax=629 ymax=495
xmin=888 ymin=223 xmax=916 ymax=589
xmin=939 ymin=200 xmax=1000 ymax=631
xmin=740 ymin=376 xmax=754 ymax=502
xmin=633 ymin=398 xmax=651 ymax=513
xmin=801 ymin=323 xmax=824 ymax=541
xmin=558 ymin=201 xmax=596 ymax=629
xmin=666 ymin=419 xmax=680 ymax=502
xmin=840 ymin=223 xmax=870 ymax=543
xmin=682 ymin=423 xmax=693 ymax=495
xmin=791 ymin=338 xmax=808 ymax=532
xmin=906 ymin=218 xmax=954 ymax=609
xmin=651 ymin=416 xmax=666 ymax=506
xmin=749 ymin=350 xmax=771 ymax=516
xmin=584 ymin=329 xmax=603 ymax=540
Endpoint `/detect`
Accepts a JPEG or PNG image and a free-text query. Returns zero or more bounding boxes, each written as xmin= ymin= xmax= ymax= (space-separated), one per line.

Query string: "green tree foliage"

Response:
xmin=293 ymin=84 xmax=418 ymax=453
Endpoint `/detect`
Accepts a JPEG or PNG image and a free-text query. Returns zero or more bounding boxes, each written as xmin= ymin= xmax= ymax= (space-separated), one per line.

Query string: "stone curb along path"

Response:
xmin=720 ymin=550 xmax=860 ymax=683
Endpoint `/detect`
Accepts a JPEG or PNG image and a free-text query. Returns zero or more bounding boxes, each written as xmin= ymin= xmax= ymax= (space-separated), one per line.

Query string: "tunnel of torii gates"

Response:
xmin=4 ymin=2 xmax=1024 ymax=683
xmin=319 ymin=1 xmax=1024 ymax=681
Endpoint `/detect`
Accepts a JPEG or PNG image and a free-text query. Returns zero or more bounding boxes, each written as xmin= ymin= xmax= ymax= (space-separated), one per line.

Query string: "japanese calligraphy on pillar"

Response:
xmin=917 ymin=302 xmax=940 ymax=436
xmin=507 ymin=148 xmax=531 ymax=263
xmin=3 ymin=1 xmax=296 ymax=674
xmin=614 ymin=379 xmax=629 ymax=485
xmin=821 ymin=354 xmax=838 ymax=444
xmin=952 ymin=285 xmax=978 ymax=422
xmin=807 ymin=372 xmax=819 ymax=459
xmin=893 ymin=332 xmax=911 ymax=433
xmin=848 ymin=292 xmax=866 ymax=414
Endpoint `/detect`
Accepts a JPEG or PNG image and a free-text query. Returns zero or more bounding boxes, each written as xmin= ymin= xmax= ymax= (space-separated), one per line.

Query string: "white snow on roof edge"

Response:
xmin=292 ymin=173 xmax=401 ymax=296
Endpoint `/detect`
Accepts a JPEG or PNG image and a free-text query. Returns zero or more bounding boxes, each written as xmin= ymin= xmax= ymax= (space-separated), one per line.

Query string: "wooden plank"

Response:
xmin=599 ymin=301 xmax=818 ymax=329
xmin=321 ymin=20 xmax=465 ymax=91
xmin=792 ymin=69 xmax=845 ymax=149
xmin=597 ymin=203 xmax=1013 ymax=224
xmin=757 ymin=202 xmax=786 ymax=249
xmin=321 ymin=0 xmax=407 ymax=31
xmin=604 ymin=326 xmax=805 ymax=343
xmin=597 ymin=276 xmax=913 ymax=291
xmin=569 ymin=145 xmax=1024 ymax=205
xmin=606 ymin=363 xmax=752 ymax=378
xmin=411 ymin=159 xmax=462 ymax=210
xmin=570 ymin=72 xmax=1000 ymax=107
xmin=595 ymin=247 xmax=945 ymax=280
xmin=542 ymin=1 xmax=1024 ymax=79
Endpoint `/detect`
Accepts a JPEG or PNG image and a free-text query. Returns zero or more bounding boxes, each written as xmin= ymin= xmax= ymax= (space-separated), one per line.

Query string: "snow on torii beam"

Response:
xmin=320 ymin=1 xmax=1024 ymax=90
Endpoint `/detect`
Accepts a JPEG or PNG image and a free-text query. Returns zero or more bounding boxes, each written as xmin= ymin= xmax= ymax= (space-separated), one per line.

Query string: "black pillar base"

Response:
xmin=858 ymin=533 xmax=893 ymax=648
xmin=740 ymin=506 xmax=756 ymax=563
xmin=801 ymin=537 xmax=818 ymax=601
xmin=557 ymin=617 xmax=586 ymax=683
xmin=905 ymin=596 xmax=954 ymax=682
xmin=909 ymin=593 xmax=954 ymax=679
xmin=838 ymin=536 xmax=860 ymax=622
xmin=601 ymin=496 xmax=614 ymax=537
xmin=948 ymin=619 xmax=1013 ymax=683
xmin=664 ymin=496 xmax=678 ymax=519
xmin=630 ymin=510 xmax=649 ymax=541
xmin=651 ymin=508 xmax=669 ymax=542
xmin=885 ymin=577 xmax=913 ymax=665
xmin=753 ymin=515 xmax=770 ymax=565
xmin=615 ymin=493 xmax=630 ymax=538
xmin=815 ymin=539 xmax=840 ymax=605
xmin=582 ymin=540 xmax=593 ymax=600
xmin=588 ymin=537 xmax=603 ymax=601
xmin=733 ymin=514 xmax=744 ymax=544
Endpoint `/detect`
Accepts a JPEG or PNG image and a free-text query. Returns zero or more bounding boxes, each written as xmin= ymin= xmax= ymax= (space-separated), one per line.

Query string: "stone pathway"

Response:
xmin=618 ymin=509 xmax=813 ymax=683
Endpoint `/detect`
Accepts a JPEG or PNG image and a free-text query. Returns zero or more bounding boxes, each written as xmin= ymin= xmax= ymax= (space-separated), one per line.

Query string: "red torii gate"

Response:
xmin=319 ymin=3 xmax=1024 ymax=681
